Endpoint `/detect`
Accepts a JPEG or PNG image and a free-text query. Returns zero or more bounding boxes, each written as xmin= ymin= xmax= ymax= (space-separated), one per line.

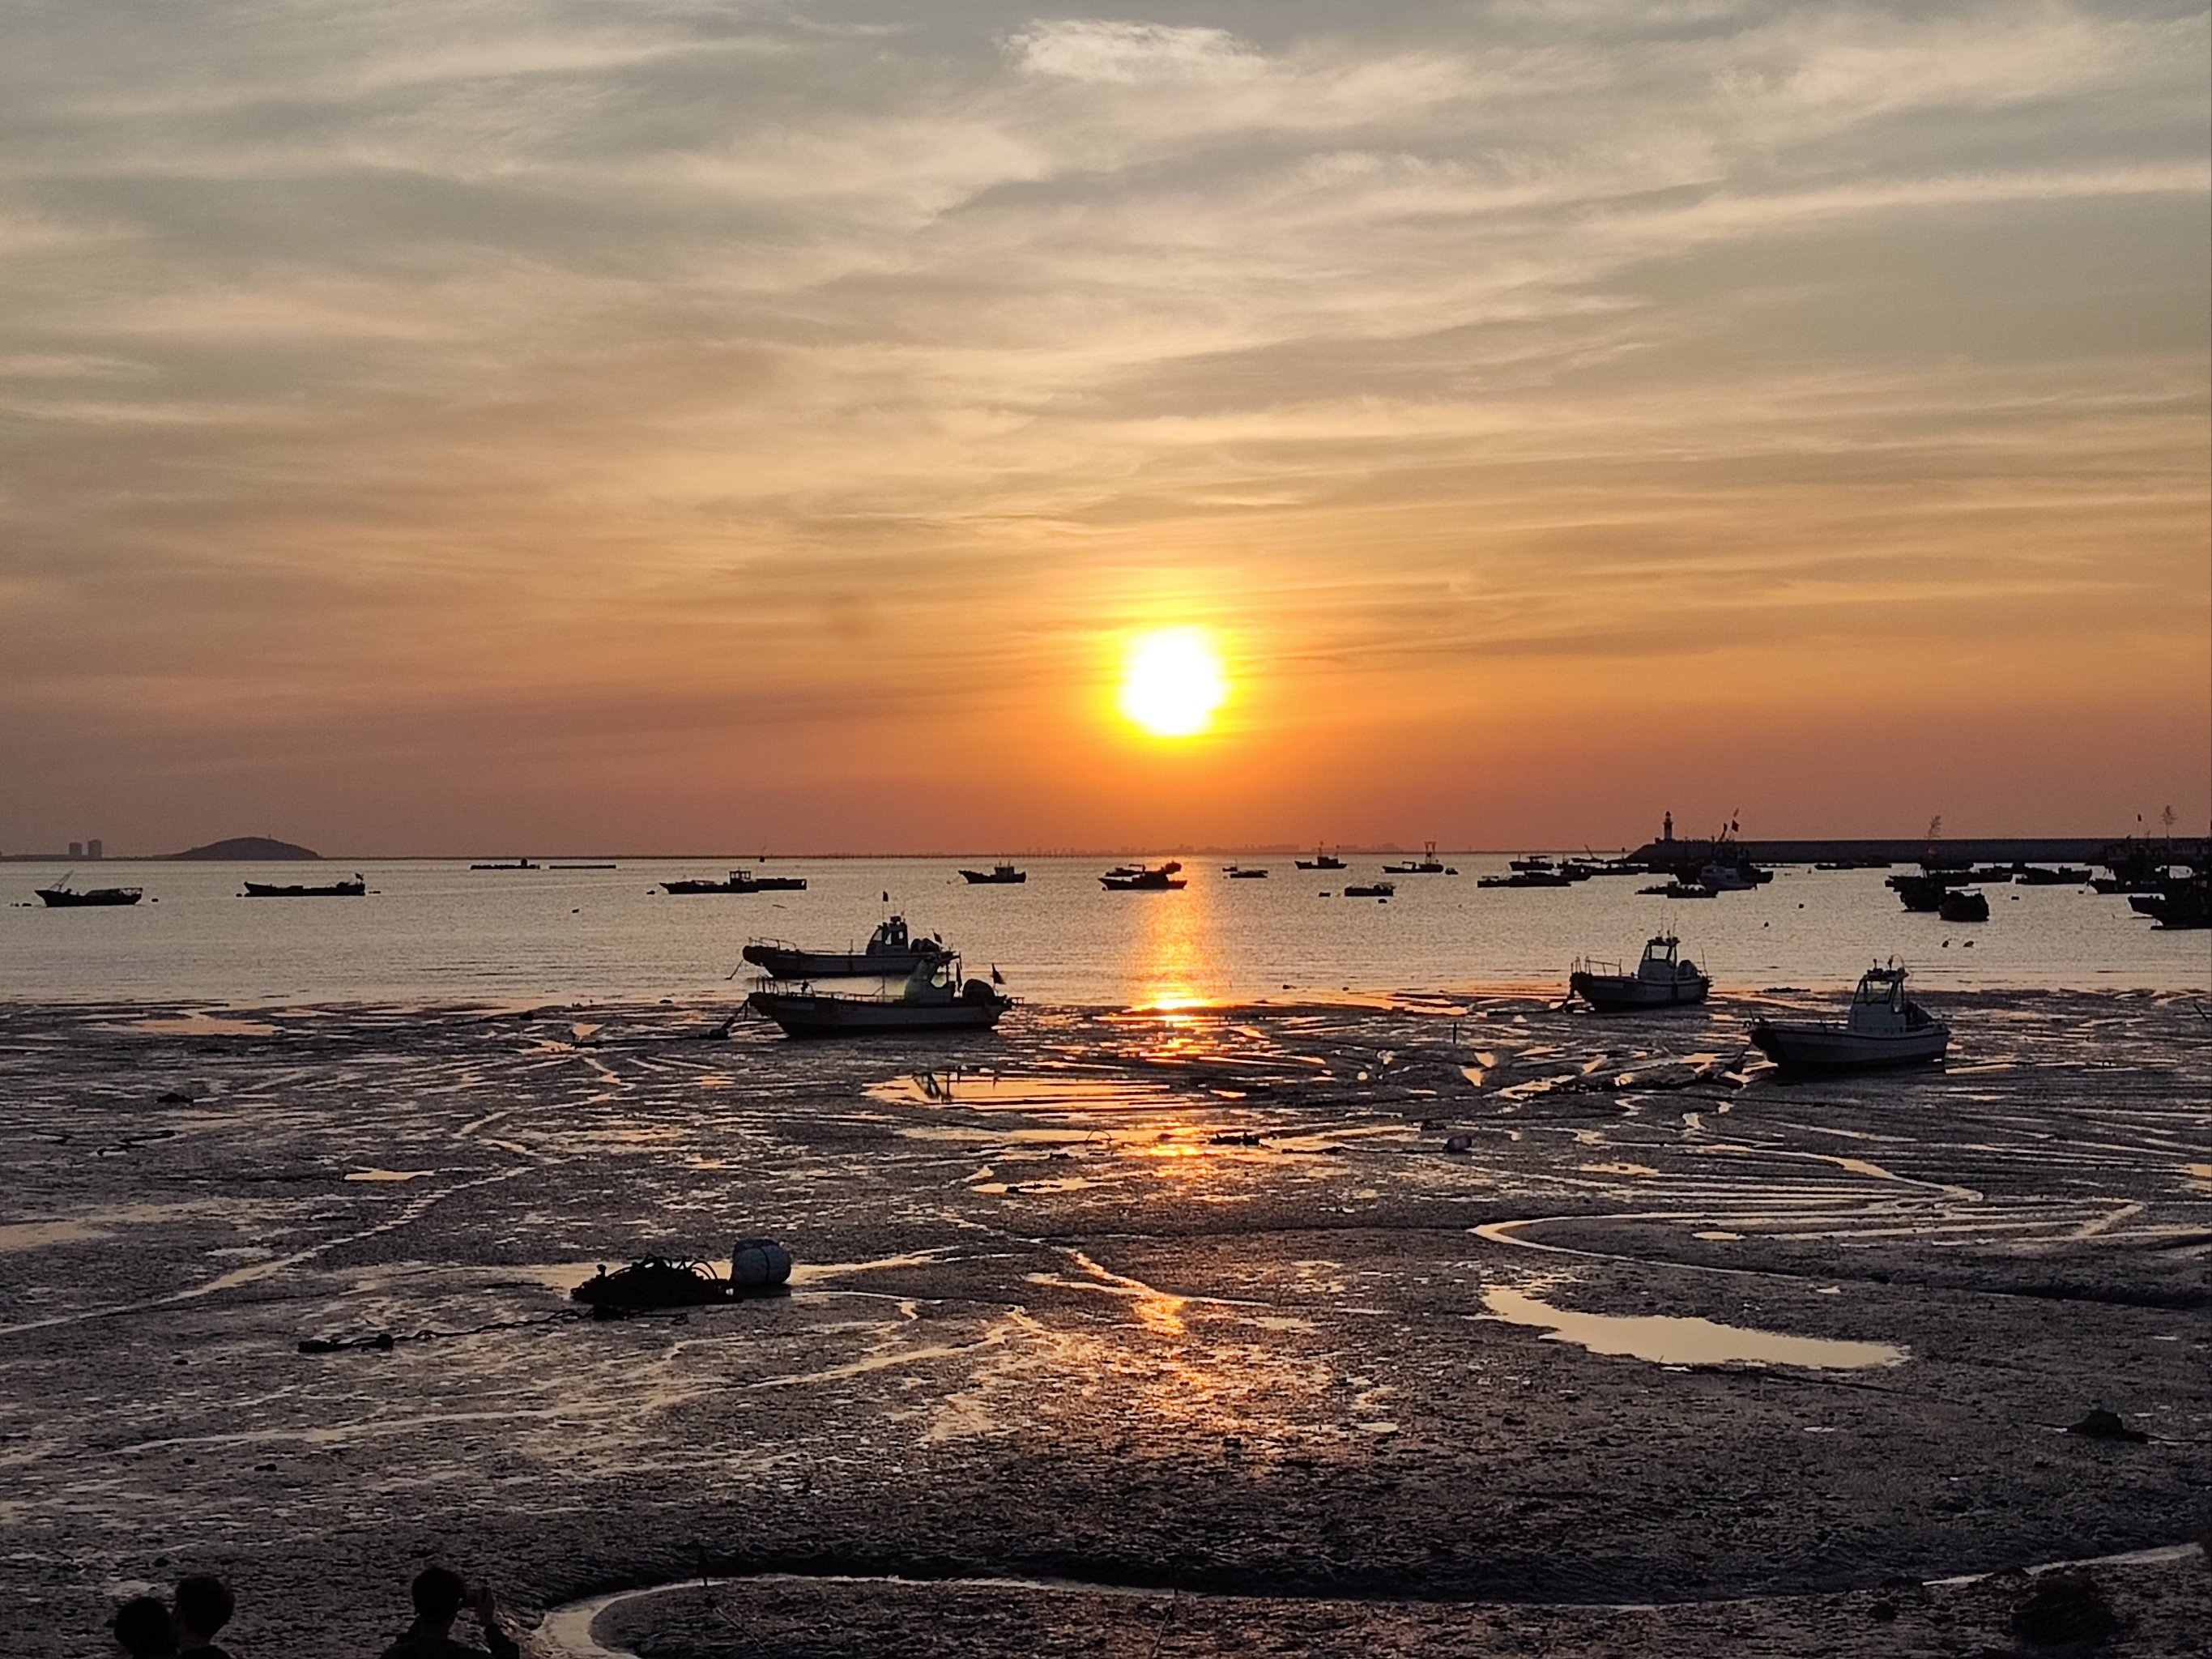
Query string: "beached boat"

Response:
xmin=1101 ymin=861 xmax=1185 ymax=891
xmin=1383 ymin=841 xmax=1455 ymax=875
xmin=741 ymin=915 xmax=948 ymax=979
xmin=1569 ymin=933 xmax=1710 ymax=1012
xmin=1937 ymin=889 xmax=1990 ymax=923
xmin=663 ymin=869 xmax=808 ymax=895
xmin=748 ymin=957 xmax=1012 ymax=1038
xmin=35 ymin=879 xmax=142 ymax=907
xmin=1342 ymin=881 xmax=1396 ymax=898
xmin=1750 ymin=965 xmax=1948 ymax=1072
xmin=242 ymin=873 xmax=365 ymax=898
xmin=1294 ymin=849 xmax=1346 ymax=870
xmin=958 ymin=862 xmax=1027 ymax=885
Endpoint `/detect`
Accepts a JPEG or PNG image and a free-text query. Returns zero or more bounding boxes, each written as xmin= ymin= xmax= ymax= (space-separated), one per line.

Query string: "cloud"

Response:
xmin=1008 ymin=19 xmax=1263 ymax=84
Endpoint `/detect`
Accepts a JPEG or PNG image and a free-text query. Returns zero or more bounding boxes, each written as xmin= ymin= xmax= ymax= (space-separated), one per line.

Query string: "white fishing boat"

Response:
xmin=1569 ymin=933 xmax=1710 ymax=1012
xmin=1750 ymin=964 xmax=1948 ymax=1072
xmin=741 ymin=915 xmax=948 ymax=979
xmin=747 ymin=956 xmax=1012 ymax=1038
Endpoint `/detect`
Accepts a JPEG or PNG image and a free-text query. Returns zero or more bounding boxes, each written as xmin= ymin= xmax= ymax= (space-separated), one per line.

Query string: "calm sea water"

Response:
xmin=3 ymin=857 xmax=2204 ymax=1008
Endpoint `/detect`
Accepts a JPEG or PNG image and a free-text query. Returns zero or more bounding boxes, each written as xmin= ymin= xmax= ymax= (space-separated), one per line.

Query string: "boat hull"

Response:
xmin=747 ymin=989 xmax=1008 ymax=1038
xmin=663 ymin=877 xmax=809 ymax=895
xmin=1750 ymin=1021 xmax=1949 ymax=1071
xmin=36 ymin=889 xmax=141 ymax=907
xmin=959 ymin=870 xmax=1027 ymax=885
xmin=242 ymin=881 xmax=364 ymax=898
xmin=1570 ymin=971 xmax=1710 ymax=1012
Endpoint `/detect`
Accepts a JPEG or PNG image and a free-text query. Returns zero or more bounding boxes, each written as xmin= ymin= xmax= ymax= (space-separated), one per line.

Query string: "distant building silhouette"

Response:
xmin=68 ymin=841 xmax=83 ymax=858
xmin=87 ymin=838 xmax=103 ymax=859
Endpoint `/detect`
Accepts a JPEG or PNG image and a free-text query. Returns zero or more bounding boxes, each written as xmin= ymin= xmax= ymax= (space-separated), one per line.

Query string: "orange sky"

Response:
xmin=2 ymin=3 xmax=2206 ymax=855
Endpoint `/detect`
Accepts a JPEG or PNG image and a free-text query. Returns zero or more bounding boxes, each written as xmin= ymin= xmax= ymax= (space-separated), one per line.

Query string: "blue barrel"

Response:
xmin=730 ymin=1239 xmax=793 ymax=1290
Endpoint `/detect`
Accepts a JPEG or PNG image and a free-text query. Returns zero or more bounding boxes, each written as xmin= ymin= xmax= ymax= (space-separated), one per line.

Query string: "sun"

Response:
xmin=1119 ymin=626 xmax=1228 ymax=739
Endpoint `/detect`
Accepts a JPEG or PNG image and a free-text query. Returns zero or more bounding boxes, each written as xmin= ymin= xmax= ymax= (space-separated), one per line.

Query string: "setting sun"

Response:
xmin=1119 ymin=627 xmax=1229 ymax=740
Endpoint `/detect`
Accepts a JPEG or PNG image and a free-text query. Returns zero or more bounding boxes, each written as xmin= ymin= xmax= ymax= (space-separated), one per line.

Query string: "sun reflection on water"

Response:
xmin=1131 ymin=869 xmax=1220 ymax=1011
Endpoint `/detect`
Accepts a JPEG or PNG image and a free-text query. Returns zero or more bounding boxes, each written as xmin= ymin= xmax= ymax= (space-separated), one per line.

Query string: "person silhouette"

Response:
xmin=174 ymin=1575 xmax=235 ymax=1659
xmin=379 ymin=1566 xmax=520 ymax=1659
xmin=112 ymin=1595 xmax=177 ymax=1659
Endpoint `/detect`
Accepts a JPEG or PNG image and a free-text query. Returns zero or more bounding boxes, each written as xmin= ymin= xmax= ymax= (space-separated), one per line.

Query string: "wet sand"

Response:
xmin=1 ymin=989 xmax=2206 ymax=1656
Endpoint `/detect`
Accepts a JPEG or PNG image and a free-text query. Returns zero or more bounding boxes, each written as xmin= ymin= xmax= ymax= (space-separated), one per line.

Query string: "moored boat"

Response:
xmin=1570 ymin=933 xmax=1710 ymax=1012
xmin=1887 ymin=872 xmax=1964 ymax=912
xmin=1750 ymin=964 xmax=1948 ymax=1072
xmin=1223 ymin=864 xmax=1269 ymax=879
xmin=1937 ymin=889 xmax=1990 ymax=923
xmin=663 ymin=868 xmax=808 ymax=895
xmin=1383 ymin=841 xmax=1455 ymax=875
xmin=470 ymin=858 xmax=539 ymax=870
xmin=1294 ymin=848 xmax=1346 ymax=870
xmin=741 ymin=915 xmax=948 ymax=979
xmin=1342 ymin=881 xmax=1396 ymax=898
xmin=958 ymin=861 xmax=1027 ymax=885
xmin=35 ymin=878 xmax=143 ymax=907
xmin=242 ymin=873 xmax=365 ymax=898
xmin=2130 ymin=876 xmax=2208 ymax=929
xmin=748 ymin=957 xmax=1012 ymax=1038
xmin=1101 ymin=861 xmax=1185 ymax=891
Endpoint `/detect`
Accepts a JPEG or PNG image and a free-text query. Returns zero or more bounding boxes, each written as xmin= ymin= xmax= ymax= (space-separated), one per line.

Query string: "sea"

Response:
xmin=2 ymin=855 xmax=2203 ymax=1006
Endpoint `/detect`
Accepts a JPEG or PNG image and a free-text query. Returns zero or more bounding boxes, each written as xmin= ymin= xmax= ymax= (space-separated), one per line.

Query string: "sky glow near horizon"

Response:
xmin=1 ymin=1 xmax=2206 ymax=855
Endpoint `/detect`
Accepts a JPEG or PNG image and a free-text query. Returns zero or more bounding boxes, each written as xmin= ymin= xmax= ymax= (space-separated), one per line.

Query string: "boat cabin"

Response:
xmin=1636 ymin=933 xmax=1704 ymax=983
xmin=1847 ymin=966 xmax=1937 ymax=1034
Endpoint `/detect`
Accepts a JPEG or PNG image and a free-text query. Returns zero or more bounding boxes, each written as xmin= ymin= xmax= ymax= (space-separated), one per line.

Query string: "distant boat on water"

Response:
xmin=242 ymin=874 xmax=365 ymax=898
xmin=1383 ymin=841 xmax=1456 ymax=875
xmin=1294 ymin=848 xmax=1346 ymax=870
xmin=1100 ymin=862 xmax=1185 ymax=891
xmin=1750 ymin=964 xmax=1948 ymax=1072
xmin=471 ymin=858 xmax=539 ymax=871
xmin=2129 ymin=876 xmax=2209 ymax=929
xmin=663 ymin=869 xmax=807 ymax=894
xmin=1343 ymin=881 xmax=1395 ymax=898
xmin=959 ymin=861 xmax=1027 ymax=885
xmin=36 ymin=876 xmax=142 ymax=907
xmin=1480 ymin=865 xmax=1577 ymax=889
xmin=1937 ymin=889 xmax=1990 ymax=923
xmin=1223 ymin=864 xmax=1269 ymax=879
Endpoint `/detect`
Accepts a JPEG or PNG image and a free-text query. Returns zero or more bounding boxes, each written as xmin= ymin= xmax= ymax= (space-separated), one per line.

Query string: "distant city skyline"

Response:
xmin=3 ymin=2 xmax=2206 ymax=855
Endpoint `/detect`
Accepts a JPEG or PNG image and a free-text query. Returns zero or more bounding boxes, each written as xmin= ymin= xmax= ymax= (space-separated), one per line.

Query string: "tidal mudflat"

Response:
xmin=2 ymin=990 xmax=2206 ymax=1656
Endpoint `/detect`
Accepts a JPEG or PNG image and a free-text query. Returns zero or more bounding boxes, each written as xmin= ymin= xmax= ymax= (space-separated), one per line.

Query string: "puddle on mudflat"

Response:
xmin=0 ymin=1220 xmax=112 ymax=1252
xmin=128 ymin=1015 xmax=279 ymax=1037
xmin=1483 ymin=1286 xmax=1906 ymax=1371
xmin=867 ymin=1072 xmax=1175 ymax=1111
